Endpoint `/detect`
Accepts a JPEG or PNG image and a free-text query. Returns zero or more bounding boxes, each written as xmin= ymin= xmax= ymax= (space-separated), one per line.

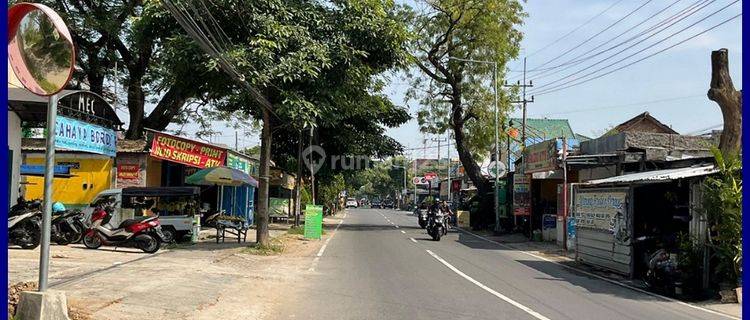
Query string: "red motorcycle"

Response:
xmin=82 ymin=203 xmax=168 ymax=253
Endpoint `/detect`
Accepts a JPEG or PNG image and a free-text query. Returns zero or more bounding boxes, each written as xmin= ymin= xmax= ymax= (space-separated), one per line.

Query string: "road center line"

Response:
xmin=400 ymin=230 xmax=406 ymax=234
xmin=425 ymin=250 xmax=551 ymax=320
xmin=409 ymin=238 xmax=418 ymax=243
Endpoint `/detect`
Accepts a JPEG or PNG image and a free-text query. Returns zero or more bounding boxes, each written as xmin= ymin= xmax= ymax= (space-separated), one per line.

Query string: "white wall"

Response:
xmin=8 ymin=111 xmax=22 ymax=206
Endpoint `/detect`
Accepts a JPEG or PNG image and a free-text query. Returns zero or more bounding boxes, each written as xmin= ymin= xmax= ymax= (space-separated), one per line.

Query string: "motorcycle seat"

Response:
xmin=118 ymin=216 xmax=152 ymax=229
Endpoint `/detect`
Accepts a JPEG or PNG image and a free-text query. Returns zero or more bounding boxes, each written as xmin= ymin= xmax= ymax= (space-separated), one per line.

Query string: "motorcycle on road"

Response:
xmin=83 ymin=202 xmax=169 ymax=253
xmin=426 ymin=206 xmax=447 ymax=241
xmin=415 ymin=205 xmax=429 ymax=229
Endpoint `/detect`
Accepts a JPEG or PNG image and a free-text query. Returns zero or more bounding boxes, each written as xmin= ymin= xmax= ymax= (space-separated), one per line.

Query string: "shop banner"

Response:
xmin=523 ymin=139 xmax=557 ymax=173
xmin=117 ymin=163 xmax=140 ymax=180
xmin=55 ymin=115 xmax=117 ymax=157
xmin=227 ymin=152 xmax=258 ymax=176
xmin=150 ymin=132 xmax=226 ymax=168
xmin=513 ymin=174 xmax=531 ymax=216
xmin=269 ymin=197 xmax=290 ymax=218
xmin=574 ymin=191 xmax=627 ymax=232
xmin=304 ymin=205 xmax=323 ymax=239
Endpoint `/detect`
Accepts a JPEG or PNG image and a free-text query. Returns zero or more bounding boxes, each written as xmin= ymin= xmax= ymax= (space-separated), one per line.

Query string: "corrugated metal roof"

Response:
xmin=584 ymin=165 xmax=717 ymax=185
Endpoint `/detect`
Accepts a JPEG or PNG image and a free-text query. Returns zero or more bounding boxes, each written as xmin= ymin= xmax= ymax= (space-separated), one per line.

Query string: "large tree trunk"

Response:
xmin=708 ymin=49 xmax=742 ymax=156
xmin=294 ymin=130 xmax=303 ymax=227
xmin=144 ymin=85 xmax=190 ymax=131
xmin=125 ymin=78 xmax=145 ymax=139
xmin=450 ymin=90 xmax=491 ymax=229
xmin=256 ymin=109 xmax=272 ymax=246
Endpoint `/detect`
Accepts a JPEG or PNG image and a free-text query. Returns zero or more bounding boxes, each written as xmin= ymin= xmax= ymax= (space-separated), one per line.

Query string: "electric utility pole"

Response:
xmin=504 ymin=57 xmax=534 ymax=146
xmin=431 ymin=136 xmax=448 ymax=199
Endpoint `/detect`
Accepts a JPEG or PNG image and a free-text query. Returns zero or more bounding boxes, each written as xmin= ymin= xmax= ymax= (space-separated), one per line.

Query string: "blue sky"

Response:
xmin=159 ymin=0 xmax=742 ymax=159
xmin=389 ymin=0 xmax=743 ymax=160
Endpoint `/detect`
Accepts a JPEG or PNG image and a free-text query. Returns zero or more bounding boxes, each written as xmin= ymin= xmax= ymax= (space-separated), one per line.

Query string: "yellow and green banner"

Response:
xmin=304 ymin=205 xmax=323 ymax=239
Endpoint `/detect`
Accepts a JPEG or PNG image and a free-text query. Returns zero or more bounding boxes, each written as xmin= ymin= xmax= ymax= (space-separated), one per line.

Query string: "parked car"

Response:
xmin=371 ymin=200 xmax=382 ymax=209
xmin=345 ymin=197 xmax=359 ymax=208
xmin=382 ymin=199 xmax=394 ymax=209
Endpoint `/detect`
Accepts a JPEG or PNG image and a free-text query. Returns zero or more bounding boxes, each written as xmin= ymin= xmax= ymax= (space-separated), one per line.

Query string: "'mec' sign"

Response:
xmin=55 ymin=115 xmax=117 ymax=157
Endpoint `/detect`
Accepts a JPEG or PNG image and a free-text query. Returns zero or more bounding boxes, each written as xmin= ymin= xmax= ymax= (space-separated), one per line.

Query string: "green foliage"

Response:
xmin=403 ymin=0 xmax=525 ymax=159
xmin=319 ymin=173 xmax=346 ymax=215
xmin=703 ymin=148 xmax=742 ymax=285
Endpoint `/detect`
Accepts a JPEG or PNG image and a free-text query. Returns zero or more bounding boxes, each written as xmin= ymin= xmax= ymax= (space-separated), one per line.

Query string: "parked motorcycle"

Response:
xmin=426 ymin=206 xmax=447 ymax=241
xmin=83 ymin=202 xmax=168 ymax=253
xmin=8 ymin=208 xmax=41 ymax=249
xmin=9 ymin=197 xmax=41 ymax=217
xmin=645 ymin=249 xmax=681 ymax=296
xmin=50 ymin=203 xmax=86 ymax=245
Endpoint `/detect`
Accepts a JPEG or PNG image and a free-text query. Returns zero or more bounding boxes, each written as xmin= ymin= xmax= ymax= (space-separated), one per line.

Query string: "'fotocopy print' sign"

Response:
xmin=55 ymin=115 xmax=117 ymax=157
xmin=150 ymin=132 xmax=226 ymax=168
xmin=575 ymin=191 xmax=627 ymax=232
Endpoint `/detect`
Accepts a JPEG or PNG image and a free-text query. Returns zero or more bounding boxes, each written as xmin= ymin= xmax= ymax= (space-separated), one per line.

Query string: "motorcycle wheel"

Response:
xmin=18 ymin=220 xmax=41 ymax=249
xmin=138 ymin=234 xmax=160 ymax=253
xmin=69 ymin=220 xmax=86 ymax=244
xmin=431 ymin=229 xmax=441 ymax=241
xmin=83 ymin=233 xmax=102 ymax=249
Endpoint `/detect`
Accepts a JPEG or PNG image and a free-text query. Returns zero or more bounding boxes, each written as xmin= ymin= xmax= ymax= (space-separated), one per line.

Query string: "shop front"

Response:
xmin=223 ymin=150 xmax=258 ymax=224
xmin=269 ymin=167 xmax=296 ymax=220
xmin=572 ymin=165 xmax=716 ymax=279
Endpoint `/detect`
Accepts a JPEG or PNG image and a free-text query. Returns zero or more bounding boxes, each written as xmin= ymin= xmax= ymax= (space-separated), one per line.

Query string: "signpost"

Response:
xmin=304 ymin=205 xmax=324 ymax=239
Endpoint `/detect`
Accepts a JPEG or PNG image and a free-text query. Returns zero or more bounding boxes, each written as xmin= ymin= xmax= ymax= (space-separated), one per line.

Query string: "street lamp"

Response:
xmin=447 ymin=57 xmax=500 ymax=228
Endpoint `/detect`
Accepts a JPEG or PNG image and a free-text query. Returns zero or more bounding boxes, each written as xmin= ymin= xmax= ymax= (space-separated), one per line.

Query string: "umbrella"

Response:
xmin=186 ymin=166 xmax=258 ymax=218
xmin=186 ymin=166 xmax=258 ymax=187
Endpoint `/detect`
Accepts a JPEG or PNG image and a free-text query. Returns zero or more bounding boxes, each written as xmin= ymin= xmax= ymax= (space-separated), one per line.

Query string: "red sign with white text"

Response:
xmin=150 ymin=132 xmax=226 ymax=168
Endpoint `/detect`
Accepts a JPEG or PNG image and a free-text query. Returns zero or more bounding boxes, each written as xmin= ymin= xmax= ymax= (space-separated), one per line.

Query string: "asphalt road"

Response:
xmin=269 ymin=208 xmax=736 ymax=320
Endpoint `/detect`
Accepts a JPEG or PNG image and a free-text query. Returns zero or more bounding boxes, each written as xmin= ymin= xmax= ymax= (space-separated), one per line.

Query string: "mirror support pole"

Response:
xmin=38 ymin=93 xmax=58 ymax=292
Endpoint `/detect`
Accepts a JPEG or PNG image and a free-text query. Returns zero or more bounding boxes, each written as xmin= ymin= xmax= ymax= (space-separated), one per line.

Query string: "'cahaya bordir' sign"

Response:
xmin=55 ymin=115 xmax=117 ymax=157
xmin=150 ymin=132 xmax=226 ymax=168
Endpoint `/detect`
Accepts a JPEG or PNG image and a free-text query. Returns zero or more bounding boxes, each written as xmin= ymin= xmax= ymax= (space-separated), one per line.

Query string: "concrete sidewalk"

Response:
xmin=458 ymin=228 xmax=741 ymax=319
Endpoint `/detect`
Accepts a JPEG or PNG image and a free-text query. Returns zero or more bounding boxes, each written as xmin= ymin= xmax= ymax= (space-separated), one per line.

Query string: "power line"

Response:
xmin=523 ymin=0 xmax=626 ymax=59
xmin=529 ymin=0 xmax=716 ymax=86
xmin=529 ymin=0 xmax=698 ymax=79
xmin=531 ymin=4 xmax=741 ymax=96
xmin=531 ymin=94 xmax=705 ymax=117
xmin=520 ymin=0 xmax=654 ymax=76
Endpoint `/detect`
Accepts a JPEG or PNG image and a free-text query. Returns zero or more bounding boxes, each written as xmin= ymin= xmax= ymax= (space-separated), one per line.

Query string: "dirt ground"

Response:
xmin=7 ymin=217 xmax=343 ymax=320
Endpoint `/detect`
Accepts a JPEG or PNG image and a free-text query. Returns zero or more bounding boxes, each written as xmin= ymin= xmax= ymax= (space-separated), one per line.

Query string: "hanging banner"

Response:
xmin=227 ymin=152 xmax=258 ymax=177
xmin=513 ymin=173 xmax=531 ymax=216
xmin=116 ymin=163 xmax=140 ymax=180
xmin=574 ymin=190 xmax=627 ymax=232
xmin=54 ymin=115 xmax=117 ymax=157
xmin=150 ymin=132 xmax=226 ymax=168
xmin=523 ymin=139 xmax=558 ymax=173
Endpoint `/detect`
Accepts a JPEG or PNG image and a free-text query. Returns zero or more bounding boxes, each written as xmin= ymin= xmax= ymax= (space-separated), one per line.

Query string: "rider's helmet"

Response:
xmin=52 ymin=202 xmax=66 ymax=213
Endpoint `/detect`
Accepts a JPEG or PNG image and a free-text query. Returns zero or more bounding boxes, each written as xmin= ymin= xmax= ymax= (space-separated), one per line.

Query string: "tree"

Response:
xmin=32 ymin=0 xmax=235 ymax=139
xmin=403 ymin=0 xmax=525 ymax=226
xmin=179 ymin=0 xmax=409 ymax=245
xmin=707 ymin=49 xmax=742 ymax=156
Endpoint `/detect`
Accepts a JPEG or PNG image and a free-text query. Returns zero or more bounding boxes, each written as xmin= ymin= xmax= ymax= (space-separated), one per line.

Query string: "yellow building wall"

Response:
xmin=24 ymin=155 xmax=114 ymax=206
xmin=146 ymin=157 xmax=162 ymax=187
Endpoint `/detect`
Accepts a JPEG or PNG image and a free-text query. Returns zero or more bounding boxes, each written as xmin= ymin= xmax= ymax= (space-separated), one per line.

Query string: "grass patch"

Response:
xmin=287 ymin=226 xmax=304 ymax=235
xmin=241 ymin=238 xmax=285 ymax=255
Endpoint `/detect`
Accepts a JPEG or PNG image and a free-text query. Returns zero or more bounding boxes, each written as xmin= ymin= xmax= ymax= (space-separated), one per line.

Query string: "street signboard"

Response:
xmin=413 ymin=177 xmax=428 ymax=185
xmin=304 ymin=205 xmax=323 ymax=239
xmin=424 ymin=172 xmax=438 ymax=181
xmin=150 ymin=131 xmax=226 ymax=168
xmin=487 ymin=161 xmax=508 ymax=178
xmin=55 ymin=115 xmax=117 ymax=157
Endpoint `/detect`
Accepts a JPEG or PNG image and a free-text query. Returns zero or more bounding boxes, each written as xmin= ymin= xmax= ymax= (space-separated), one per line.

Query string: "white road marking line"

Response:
xmin=409 ymin=238 xmax=418 ymax=243
xmin=309 ymin=214 xmax=347 ymax=272
xmin=425 ymin=250 xmax=552 ymax=320
xmin=394 ymin=225 xmax=399 ymax=228
xmin=457 ymin=228 xmax=740 ymax=320
xmin=400 ymin=230 xmax=406 ymax=234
